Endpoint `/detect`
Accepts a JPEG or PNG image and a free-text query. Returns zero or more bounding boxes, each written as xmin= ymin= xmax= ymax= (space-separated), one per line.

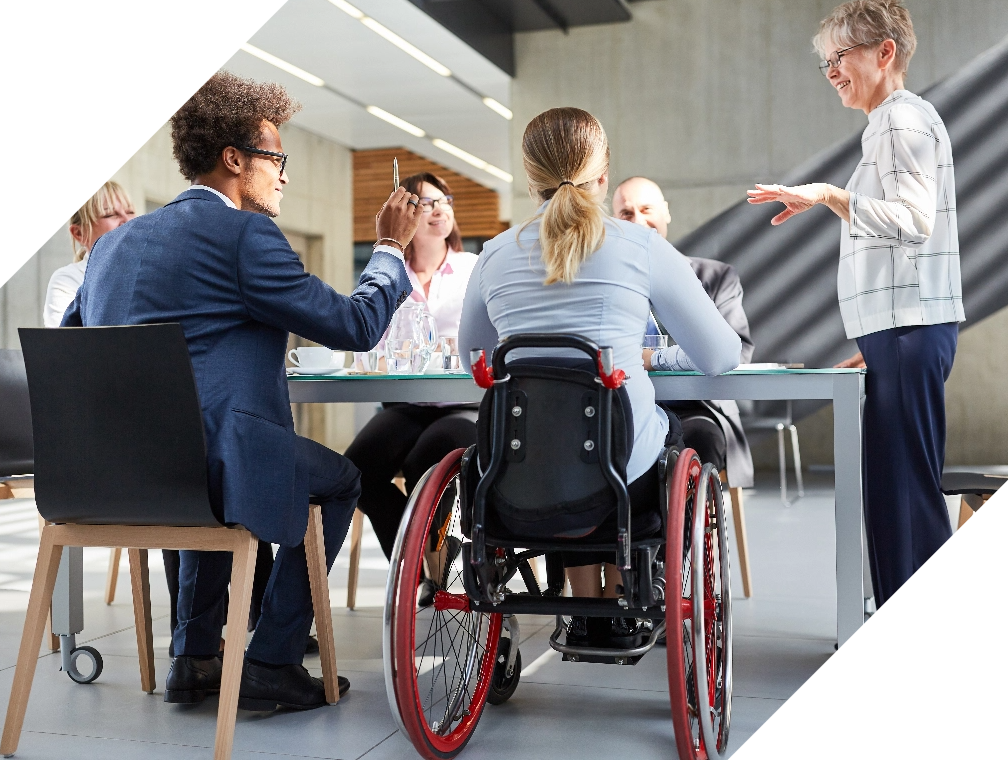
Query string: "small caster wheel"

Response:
xmin=67 ymin=646 xmax=103 ymax=684
xmin=487 ymin=640 xmax=521 ymax=705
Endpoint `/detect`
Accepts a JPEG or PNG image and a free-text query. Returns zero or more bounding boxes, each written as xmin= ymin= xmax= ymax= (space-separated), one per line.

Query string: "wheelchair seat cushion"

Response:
xmin=476 ymin=358 xmax=634 ymax=539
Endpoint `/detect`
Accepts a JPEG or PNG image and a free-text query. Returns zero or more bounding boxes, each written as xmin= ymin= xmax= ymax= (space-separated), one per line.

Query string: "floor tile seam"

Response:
xmin=732 ymin=693 xmax=789 ymax=702
xmin=22 ymin=727 xmax=342 ymax=759
xmin=519 ymin=678 xmax=670 ymax=694
xmin=733 ymin=633 xmax=837 ymax=643
xmin=356 ymin=729 xmax=399 ymax=760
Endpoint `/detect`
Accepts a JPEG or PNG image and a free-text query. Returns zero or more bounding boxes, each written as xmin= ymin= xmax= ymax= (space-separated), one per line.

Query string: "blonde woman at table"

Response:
xmin=747 ymin=0 xmax=963 ymax=607
xmin=459 ymin=107 xmax=740 ymax=648
xmin=344 ymin=172 xmax=479 ymax=564
xmin=43 ymin=181 xmax=135 ymax=327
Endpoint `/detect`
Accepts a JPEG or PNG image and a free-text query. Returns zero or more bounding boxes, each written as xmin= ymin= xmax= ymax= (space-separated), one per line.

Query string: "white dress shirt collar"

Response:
xmin=189 ymin=184 xmax=237 ymax=209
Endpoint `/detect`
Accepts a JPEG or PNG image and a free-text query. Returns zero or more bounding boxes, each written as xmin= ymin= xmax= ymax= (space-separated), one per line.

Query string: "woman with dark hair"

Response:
xmin=345 ymin=172 xmax=478 ymax=560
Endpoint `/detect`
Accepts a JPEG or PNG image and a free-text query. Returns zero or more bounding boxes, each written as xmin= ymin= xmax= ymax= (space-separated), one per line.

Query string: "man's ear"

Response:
xmin=661 ymin=201 xmax=672 ymax=225
xmin=221 ymin=146 xmax=243 ymax=176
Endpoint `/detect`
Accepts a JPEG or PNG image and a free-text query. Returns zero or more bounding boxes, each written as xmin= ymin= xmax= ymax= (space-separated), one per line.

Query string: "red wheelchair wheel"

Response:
xmin=667 ymin=452 xmax=733 ymax=759
xmin=385 ymin=449 xmax=503 ymax=760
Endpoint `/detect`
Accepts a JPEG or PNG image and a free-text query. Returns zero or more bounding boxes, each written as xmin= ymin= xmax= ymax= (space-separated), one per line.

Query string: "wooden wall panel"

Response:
xmin=353 ymin=147 xmax=507 ymax=242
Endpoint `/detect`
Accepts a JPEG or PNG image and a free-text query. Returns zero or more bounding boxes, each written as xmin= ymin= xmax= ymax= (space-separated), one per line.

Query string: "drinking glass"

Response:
xmin=354 ymin=350 xmax=380 ymax=372
xmin=642 ymin=334 xmax=669 ymax=350
xmin=440 ymin=336 xmax=462 ymax=372
xmin=386 ymin=338 xmax=414 ymax=374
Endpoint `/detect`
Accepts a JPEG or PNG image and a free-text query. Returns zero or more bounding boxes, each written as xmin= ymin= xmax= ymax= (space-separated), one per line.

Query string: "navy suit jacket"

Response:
xmin=63 ymin=188 xmax=412 ymax=546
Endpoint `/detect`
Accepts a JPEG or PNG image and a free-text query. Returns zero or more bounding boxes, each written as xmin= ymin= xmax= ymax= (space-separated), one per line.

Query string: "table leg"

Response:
xmin=833 ymin=373 xmax=865 ymax=646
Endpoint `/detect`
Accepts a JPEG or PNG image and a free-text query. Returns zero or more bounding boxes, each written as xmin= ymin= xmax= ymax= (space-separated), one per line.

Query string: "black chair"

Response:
xmin=1 ymin=324 xmax=339 ymax=761
xmin=939 ymin=467 xmax=1003 ymax=741
xmin=0 ymin=349 xmax=34 ymax=498
xmin=383 ymin=334 xmax=733 ymax=760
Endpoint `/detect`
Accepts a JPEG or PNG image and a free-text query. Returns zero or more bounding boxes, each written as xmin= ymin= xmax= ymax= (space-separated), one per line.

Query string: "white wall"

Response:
xmin=0 ymin=121 xmax=357 ymax=452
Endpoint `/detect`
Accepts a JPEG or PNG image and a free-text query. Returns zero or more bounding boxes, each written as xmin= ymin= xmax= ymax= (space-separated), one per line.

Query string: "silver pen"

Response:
xmin=393 ymin=157 xmax=399 ymax=191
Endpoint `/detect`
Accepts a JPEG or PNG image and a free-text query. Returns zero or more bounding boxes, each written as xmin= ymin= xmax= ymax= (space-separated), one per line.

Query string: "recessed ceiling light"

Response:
xmin=483 ymin=164 xmax=514 ymax=183
xmin=432 ymin=138 xmax=486 ymax=169
xmin=327 ymin=0 xmax=364 ymax=19
xmin=482 ymin=97 xmax=513 ymax=120
xmin=366 ymin=106 xmax=426 ymax=138
xmin=431 ymin=139 xmax=513 ymax=183
xmin=360 ymin=18 xmax=452 ymax=77
xmin=240 ymin=43 xmax=325 ymax=87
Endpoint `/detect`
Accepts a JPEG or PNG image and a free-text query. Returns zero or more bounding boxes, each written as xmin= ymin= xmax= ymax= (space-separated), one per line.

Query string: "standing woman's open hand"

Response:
xmin=746 ymin=183 xmax=851 ymax=225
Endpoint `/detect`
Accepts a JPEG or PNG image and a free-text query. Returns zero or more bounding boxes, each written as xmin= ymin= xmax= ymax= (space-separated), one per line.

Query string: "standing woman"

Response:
xmin=748 ymin=0 xmax=964 ymax=606
xmin=345 ymin=172 xmax=479 ymax=559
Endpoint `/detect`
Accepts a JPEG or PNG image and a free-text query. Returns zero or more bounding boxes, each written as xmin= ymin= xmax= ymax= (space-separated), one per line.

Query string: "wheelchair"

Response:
xmin=383 ymin=334 xmax=732 ymax=759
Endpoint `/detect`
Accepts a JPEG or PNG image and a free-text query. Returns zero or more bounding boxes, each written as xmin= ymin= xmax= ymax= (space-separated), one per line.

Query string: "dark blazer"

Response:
xmin=62 ymin=188 xmax=412 ymax=546
xmin=651 ymin=257 xmax=755 ymax=488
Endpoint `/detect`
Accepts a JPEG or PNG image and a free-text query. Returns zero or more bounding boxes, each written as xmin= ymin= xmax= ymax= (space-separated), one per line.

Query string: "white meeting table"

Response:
xmin=289 ymin=366 xmax=867 ymax=645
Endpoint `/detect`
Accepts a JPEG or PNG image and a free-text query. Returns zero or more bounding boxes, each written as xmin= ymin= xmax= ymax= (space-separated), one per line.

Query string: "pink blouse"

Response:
xmin=374 ymin=249 xmax=478 ymax=351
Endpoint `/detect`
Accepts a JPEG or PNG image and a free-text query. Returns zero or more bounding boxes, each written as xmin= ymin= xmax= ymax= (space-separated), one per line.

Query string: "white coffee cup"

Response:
xmin=288 ymin=347 xmax=344 ymax=369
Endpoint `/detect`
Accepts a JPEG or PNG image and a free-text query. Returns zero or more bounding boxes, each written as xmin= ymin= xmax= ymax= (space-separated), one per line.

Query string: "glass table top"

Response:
xmin=287 ymin=367 xmax=864 ymax=380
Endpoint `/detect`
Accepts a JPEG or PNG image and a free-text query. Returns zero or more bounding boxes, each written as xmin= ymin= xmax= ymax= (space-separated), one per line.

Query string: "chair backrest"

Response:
xmin=475 ymin=334 xmax=633 ymax=540
xmin=18 ymin=324 xmax=221 ymax=527
xmin=0 ymin=349 xmax=33 ymax=478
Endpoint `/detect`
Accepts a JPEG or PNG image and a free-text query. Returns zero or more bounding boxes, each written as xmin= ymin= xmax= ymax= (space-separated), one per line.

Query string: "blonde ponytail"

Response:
xmin=520 ymin=108 xmax=610 ymax=285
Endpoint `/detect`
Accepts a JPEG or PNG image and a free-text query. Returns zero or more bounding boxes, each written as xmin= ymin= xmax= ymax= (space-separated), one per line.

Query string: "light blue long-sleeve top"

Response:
xmin=459 ymin=205 xmax=741 ymax=483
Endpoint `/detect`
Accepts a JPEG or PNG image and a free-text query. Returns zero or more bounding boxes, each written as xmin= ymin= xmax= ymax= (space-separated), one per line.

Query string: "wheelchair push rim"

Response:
xmin=387 ymin=448 xmax=503 ymax=759
xmin=667 ymin=451 xmax=732 ymax=759
xmin=691 ymin=463 xmax=732 ymax=757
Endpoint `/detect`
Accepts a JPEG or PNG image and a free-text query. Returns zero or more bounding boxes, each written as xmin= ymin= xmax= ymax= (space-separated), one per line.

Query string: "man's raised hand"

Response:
xmin=376 ymin=187 xmax=424 ymax=250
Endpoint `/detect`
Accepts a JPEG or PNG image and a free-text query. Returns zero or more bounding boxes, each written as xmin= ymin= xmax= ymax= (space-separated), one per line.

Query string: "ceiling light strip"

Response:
xmin=328 ymin=0 xmax=512 ymax=120
xmin=237 ymin=41 xmax=510 ymax=183
xmin=240 ymin=43 xmax=325 ymax=87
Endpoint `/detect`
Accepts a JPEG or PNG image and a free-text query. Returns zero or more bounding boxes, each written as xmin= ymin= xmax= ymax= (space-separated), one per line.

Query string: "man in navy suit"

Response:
xmin=63 ymin=72 xmax=420 ymax=711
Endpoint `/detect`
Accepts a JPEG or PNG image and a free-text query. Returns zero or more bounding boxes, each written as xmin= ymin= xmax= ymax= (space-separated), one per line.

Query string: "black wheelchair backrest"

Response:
xmin=474 ymin=334 xmax=633 ymax=541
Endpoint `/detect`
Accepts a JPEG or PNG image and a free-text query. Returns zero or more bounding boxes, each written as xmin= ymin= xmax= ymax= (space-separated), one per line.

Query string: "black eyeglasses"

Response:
xmin=240 ymin=146 xmax=288 ymax=174
xmin=418 ymin=195 xmax=454 ymax=213
xmin=818 ymin=40 xmax=882 ymax=76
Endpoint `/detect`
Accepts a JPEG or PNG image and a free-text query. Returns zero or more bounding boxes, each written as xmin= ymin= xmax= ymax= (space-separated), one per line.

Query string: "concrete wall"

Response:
xmin=511 ymin=0 xmax=1008 ymax=234
xmin=511 ymin=0 xmax=1008 ymax=468
xmin=0 ymin=122 xmax=358 ymax=452
xmin=773 ymin=306 xmax=1008 ymax=471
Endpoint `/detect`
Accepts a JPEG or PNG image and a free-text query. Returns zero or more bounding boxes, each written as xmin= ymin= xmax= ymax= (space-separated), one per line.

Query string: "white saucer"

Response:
xmin=288 ymin=366 xmax=345 ymax=376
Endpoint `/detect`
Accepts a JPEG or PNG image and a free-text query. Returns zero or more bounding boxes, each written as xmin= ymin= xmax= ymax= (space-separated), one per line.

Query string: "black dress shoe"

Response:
xmin=164 ymin=655 xmax=222 ymax=704
xmin=238 ymin=660 xmax=349 ymax=711
xmin=565 ymin=616 xmax=590 ymax=647
xmin=304 ymin=635 xmax=320 ymax=655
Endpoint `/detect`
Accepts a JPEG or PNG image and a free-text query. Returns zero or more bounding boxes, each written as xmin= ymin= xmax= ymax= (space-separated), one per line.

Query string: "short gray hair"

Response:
xmin=813 ymin=0 xmax=917 ymax=75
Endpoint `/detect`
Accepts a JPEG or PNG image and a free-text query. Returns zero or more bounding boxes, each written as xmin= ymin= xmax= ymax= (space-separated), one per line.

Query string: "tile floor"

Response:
xmin=0 ymin=474 xmax=868 ymax=759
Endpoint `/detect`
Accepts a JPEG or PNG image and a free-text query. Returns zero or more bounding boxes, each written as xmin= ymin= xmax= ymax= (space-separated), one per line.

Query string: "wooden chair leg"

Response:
xmin=0 ymin=482 xmax=12 ymax=500
xmin=1 ymin=528 xmax=64 ymax=756
xmin=346 ymin=508 xmax=363 ymax=610
xmin=128 ymin=548 xmax=155 ymax=693
xmin=720 ymin=471 xmax=752 ymax=598
xmin=306 ymin=504 xmax=339 ymax=704
xmin=105 ymin=547 xmax=122 ymax=605
xmin=955 ymin=497 xmax=971 ymax=745
xmin=214 ymin=532 xmax=258 ymax=761
xmin=36 ymin=514 xmax=59 ymax=651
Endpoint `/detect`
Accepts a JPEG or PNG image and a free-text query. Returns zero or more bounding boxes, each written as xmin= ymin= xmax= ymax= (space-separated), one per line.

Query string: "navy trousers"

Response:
xmin=173 ymin=436 xmax=360 ymax=664
xmin=856 ymin=323 xmax=957 ymax=606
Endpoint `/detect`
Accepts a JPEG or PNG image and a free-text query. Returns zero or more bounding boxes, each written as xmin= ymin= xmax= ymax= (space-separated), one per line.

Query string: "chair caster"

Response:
xmin=60 ymin=634 xmax=103 ymax=684
xmin=488 ymin=642 xmax=521 ymax=705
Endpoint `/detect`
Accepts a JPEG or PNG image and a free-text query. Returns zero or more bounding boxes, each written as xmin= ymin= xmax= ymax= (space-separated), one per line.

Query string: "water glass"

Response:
xmin=386 ymin=338 xmax=414 ymax=374
xmin=440 ymin=336 xmax=462 ymax=372
xmin=354 ymin=350 xmax=380 ymax=372
xmin=642 ymin=334 xmax=669 ymax=350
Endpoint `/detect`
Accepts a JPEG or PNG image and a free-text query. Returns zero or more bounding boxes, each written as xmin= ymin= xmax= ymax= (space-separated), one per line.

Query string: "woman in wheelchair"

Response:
xmin=458 ymin=107 xmax=742 ymax=648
